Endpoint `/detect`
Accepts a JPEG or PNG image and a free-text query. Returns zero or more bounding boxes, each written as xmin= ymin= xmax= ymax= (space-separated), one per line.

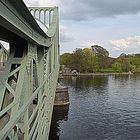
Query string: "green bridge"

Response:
xmin=0 ymin=0 xmax=59 ymax=139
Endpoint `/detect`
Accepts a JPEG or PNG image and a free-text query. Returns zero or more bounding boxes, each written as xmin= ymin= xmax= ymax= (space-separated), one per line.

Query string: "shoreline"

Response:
xmin=62 ymin=72 xmax=133 ymax=76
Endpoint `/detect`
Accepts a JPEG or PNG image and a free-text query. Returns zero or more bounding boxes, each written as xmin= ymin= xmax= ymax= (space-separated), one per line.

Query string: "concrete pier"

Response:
xmin=54 ymin=83 xmax=70 ymax=106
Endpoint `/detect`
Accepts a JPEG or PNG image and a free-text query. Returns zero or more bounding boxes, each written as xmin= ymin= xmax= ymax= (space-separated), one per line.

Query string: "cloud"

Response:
xmin=110 ymin=39 xmax=130 ymax=50
xmin=110 ymin=36 xmax=140 ymax=51
xmin=23 ymin=0 xmax=60 ymax=7
xmin=23 ymin=0 xmax=39 ymax=6
xmin=23 ymin=0 xmax=140 ymax=21
xmin=81 ymin=40 xmax=101 ymax=48
xmin=60 ymin=25 xmax=73 ymax=43
xmin=61 ymin=0 xmax=140 ymax=21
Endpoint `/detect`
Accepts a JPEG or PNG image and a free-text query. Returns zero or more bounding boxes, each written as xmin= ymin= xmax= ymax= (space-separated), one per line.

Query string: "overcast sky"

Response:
xmin=24 ymin=0 xmax=140 ymax=57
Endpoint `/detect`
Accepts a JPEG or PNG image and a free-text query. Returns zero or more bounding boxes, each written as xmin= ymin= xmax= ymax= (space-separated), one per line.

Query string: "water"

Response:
xmin=49 ymin=75 xmax=140 ymax=140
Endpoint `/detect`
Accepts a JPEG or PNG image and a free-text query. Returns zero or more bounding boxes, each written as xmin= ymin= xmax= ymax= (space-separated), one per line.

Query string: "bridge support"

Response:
xmin=0 ymin=43 xmax=8 ymax=67
xmin=0 ymin=1 xmax=59 ymax=139
xmin=0 ymin=40 xmax=59 ymax=139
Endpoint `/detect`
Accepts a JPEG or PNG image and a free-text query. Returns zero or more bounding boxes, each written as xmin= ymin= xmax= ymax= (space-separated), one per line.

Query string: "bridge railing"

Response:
xmin=28 ymin=7 xmax=59 ymax=37
xmin=29 ymin=7 xmax=55 ymax=30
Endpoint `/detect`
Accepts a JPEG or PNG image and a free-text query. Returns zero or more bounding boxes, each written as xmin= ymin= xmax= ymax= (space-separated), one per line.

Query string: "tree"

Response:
xmin=91 ymin=45 xmax=111 ymax=69
xmin=82 ymin=48 xmax=99 ymax=73
xmin=119 ymin=53 xmax=127 ymax=58
xmin=72 ymin=48 xmax=83 ymax=71
xmin=112 ymin=62 xmax=122 ymax=72
xmin=60 ymin=53 xmax=73 ymax=66
xmin=121 ymin=58 xmax=131 ymax=72
xmin=91 ymin=45 xmax=109 ymax=57
xmin=130 ymin=64 xmax=136 ymax=73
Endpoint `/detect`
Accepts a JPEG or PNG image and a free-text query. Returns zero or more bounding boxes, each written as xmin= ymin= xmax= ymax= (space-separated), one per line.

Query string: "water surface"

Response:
xmin=49 ymin=75 xmax=140 ymax=140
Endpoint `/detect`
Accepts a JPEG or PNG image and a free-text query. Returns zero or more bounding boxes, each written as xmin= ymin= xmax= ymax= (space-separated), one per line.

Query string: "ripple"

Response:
xmin=49 ymin=75 xmax=140 ymax=140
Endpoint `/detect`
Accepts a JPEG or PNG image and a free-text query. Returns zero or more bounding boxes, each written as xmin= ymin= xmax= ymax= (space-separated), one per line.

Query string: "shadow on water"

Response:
xmin=49 ymin=106 xmax=69 ymax=140
xmin=60 ymin=75 xmax=109 ymax=89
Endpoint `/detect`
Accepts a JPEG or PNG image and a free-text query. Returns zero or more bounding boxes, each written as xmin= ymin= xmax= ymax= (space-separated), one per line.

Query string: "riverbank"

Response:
xmin=62 ymin=72 xmax=132 ymax=76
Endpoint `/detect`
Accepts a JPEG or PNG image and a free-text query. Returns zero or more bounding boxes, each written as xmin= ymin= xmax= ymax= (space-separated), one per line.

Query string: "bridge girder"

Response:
xmin=0 ymin=1 xmax=60 ymax=140
xmin=0 ymin=0 xmax=59 ymax=48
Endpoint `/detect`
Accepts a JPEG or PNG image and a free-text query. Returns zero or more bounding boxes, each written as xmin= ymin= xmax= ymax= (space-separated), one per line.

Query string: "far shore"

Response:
xmin=62 ymin=72 xmax=133 ymax=76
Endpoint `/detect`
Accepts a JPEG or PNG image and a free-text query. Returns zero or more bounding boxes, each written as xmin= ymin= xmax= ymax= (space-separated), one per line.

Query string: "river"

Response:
xmin=49 ymin=75 xmax=140 ymax=140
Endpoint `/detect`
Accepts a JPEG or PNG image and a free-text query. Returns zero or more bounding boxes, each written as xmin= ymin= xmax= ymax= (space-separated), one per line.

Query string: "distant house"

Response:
xmin=72 ymin=70 xmax=78 ymax=76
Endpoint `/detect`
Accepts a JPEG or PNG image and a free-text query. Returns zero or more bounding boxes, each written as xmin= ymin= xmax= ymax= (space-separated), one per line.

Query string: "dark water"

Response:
xmin=49 ymin=75 xmax=140 ymax=140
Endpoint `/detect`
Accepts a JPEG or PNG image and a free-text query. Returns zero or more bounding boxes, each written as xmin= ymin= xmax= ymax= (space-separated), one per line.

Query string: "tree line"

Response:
xmin=60 ymin=45 xmax=140 ymax=73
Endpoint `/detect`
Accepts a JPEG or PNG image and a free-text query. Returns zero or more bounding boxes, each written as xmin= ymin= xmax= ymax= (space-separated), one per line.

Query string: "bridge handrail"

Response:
xmin=28 ymin=7 xmax=59 ymax=38
xmin=46 ymin=7 xmax=58 ymax=37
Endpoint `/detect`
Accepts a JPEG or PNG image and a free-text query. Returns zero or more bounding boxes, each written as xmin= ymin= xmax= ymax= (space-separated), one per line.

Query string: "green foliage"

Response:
xmin=112 ymin=57 xmax=132 ymax=72
xmin=81 ymin=48 xmax=99 ymax=72
xmin=129 ymin=55 xmax=140 ymax=68
xmin=60 ymin=53 xmax=73 ymax=66
xmin=91 ymin=45 xmax=109 ymax=57
xmin=91 ymin=45 xmax=112 ymax=69
xmin=72 ymin=48 xmax=83 ymax=71
xmin=112 ymin=62 xmax=122 ymax=72
xmin=60 ymin=48 xmax=100 ymax=73
xmin=120 ymin=58 xmax=131 ymax=72
xmin=100 ymin=68 xmax=115 ymax=73
xmin=130 ymin=64 xmax=136 ymax=73
xmin=135 ymin=68 xmax=140 ymax=73
xmin=60 ymin=47 xmax=140 ymax=74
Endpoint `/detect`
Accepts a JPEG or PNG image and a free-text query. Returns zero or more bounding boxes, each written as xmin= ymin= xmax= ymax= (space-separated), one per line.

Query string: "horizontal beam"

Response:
xmin=0 ymin=0 xmax=51 ymax=47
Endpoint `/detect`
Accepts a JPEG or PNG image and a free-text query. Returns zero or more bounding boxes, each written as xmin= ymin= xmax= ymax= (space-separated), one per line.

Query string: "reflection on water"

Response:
xmin=49 ymin=106 xmax=69 ymax=140
xmin=51 ymin=75 xmax=140 ymax=140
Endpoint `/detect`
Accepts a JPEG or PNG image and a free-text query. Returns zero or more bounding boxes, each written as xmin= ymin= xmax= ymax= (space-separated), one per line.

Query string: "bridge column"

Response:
xmin=0 ymin=48 xmax=7 ymax=67
xmin=0 ymin=38 xmax=43 ymax=139
xmin=0 ymin=39 xmax=27 ymax=138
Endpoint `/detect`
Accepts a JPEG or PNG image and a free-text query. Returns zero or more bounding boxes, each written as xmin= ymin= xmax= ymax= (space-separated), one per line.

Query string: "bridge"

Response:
xmin=0 ymin=43 xmax=8 ymax=67
xmin=0 ymin=1 xmax=59 ymax=140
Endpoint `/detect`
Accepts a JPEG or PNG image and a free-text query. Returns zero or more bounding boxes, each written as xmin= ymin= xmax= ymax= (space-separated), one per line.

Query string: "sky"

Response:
xmin=23 ymin=0 xmax=140 ymax=57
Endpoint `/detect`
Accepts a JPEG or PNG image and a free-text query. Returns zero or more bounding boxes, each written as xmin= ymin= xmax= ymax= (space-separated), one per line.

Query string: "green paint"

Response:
xmin=0 ymin=1 xmax=59 ymax=140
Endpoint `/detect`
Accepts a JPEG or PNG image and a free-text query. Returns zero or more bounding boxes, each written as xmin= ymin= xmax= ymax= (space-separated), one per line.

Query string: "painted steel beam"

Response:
xmin=0 ymin=0 xmax=57 ymax=47
xmin=0 ymin=1 xmax=60 ymax=139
